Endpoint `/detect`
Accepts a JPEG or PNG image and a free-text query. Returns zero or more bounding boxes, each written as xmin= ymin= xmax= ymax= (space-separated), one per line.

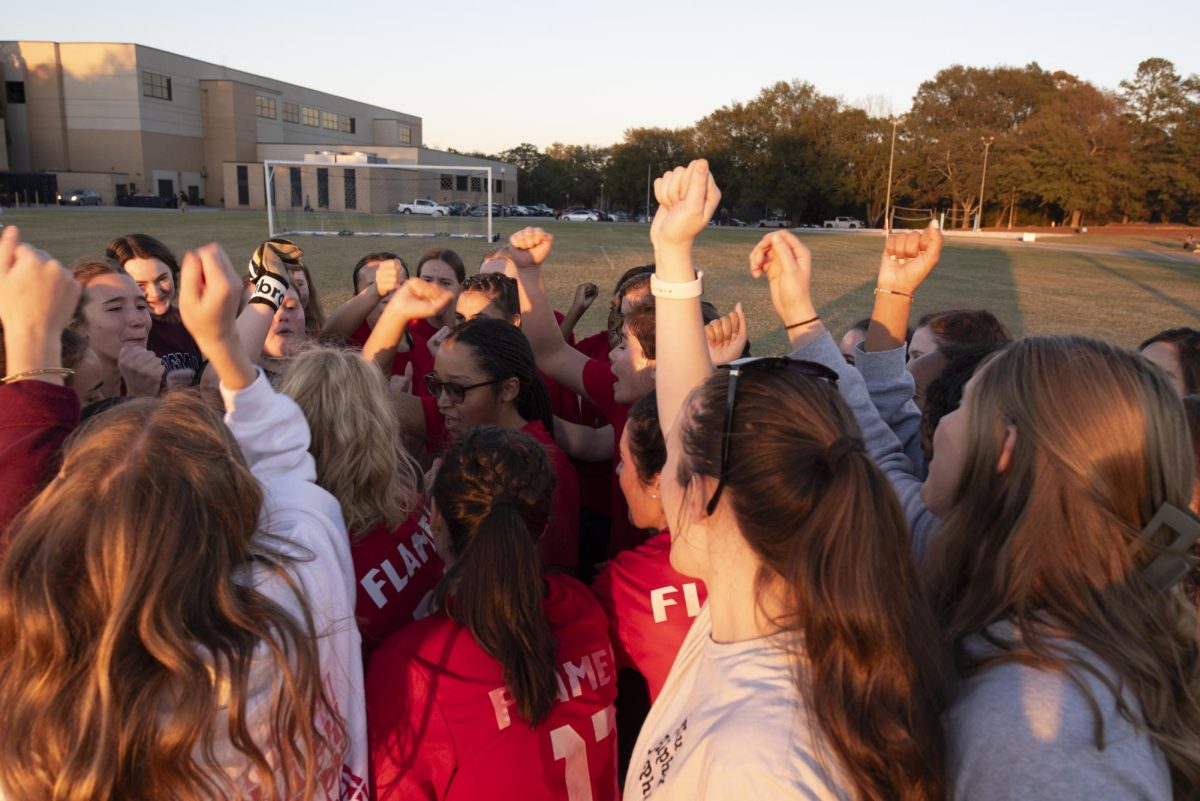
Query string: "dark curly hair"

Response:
xmin=460 ymin=273 xmax=519 ymax=320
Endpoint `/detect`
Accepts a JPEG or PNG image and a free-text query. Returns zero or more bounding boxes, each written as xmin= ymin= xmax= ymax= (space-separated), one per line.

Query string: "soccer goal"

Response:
xmin=264 ymin=160 xmax=495 ymax=241
xmin=889 ymin=206 xmax=935 ymax=230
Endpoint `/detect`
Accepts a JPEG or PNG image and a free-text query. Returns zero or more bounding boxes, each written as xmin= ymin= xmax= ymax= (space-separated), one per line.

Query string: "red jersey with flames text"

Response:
xmin=367 ymin=574 xmax=618 ymax=801
xmin=351 ymin=507 xmax=445 ymax=660
xmin=591 ymin=532 xmax=707 ymax=701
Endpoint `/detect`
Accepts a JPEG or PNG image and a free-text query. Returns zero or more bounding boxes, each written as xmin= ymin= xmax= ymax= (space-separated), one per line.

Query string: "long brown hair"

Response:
xmin=677 ymin=367 xmax=947 ymax=801
xmin=279 ymin=346 xmax=422 ymax=537
xmin=431 ymin=426 xmax=559 ymax=726
xmin=0 ymin=392 xmax=338 ymax=801
xmin=928 ymin=336 xmax=1200 ymax=794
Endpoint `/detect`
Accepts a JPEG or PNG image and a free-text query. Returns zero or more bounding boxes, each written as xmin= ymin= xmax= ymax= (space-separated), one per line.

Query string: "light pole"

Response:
xmin=975 ymin=136 xmax=995 ymax=232
xmin=500 ymin=166 xmax=506 ymax=215
xmin=883 ymin=117 xmax=899 ymax=233
xmin=645 ymin=163 xmax=652 ymax=223
xmin=600 ymin=181 xmax=605 ymax=212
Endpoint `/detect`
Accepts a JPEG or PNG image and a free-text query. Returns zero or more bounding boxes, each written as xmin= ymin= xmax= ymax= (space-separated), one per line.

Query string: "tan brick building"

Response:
xmin=0 ymin=41 xmax=516 ymax=208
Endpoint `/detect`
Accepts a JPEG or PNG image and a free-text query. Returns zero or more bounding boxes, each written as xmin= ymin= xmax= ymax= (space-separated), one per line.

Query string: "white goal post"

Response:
xmin=263 ymin=160 xmax=494 ymax=241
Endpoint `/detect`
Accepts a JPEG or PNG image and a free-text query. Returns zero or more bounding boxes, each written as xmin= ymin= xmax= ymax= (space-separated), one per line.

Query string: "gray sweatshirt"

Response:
xmin=789 ymin=332 xmax=1172 ymax=800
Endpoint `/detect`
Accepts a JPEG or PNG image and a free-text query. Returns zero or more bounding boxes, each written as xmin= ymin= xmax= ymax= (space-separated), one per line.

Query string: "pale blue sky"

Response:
xmin=10 ymin=0 xmax=1197 ymax=153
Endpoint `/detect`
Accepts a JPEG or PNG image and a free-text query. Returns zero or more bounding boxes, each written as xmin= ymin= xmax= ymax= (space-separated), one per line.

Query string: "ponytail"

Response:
xmin=432 ymin=427 xmax=560 ymax=726
xmin=677 ymin=367 xmax=948 ymax=801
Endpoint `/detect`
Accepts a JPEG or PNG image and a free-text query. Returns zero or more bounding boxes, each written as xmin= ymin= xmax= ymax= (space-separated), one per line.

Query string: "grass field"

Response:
xmin=3 ymin=207 xmax=1197 ymax=355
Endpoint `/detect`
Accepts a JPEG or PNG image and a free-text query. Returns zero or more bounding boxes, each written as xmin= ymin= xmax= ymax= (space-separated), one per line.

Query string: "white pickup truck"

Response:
xmin=397 ymin=199 xmax=451 ymax=216
xmin=823 ymin=216 xmax=864 ymax=229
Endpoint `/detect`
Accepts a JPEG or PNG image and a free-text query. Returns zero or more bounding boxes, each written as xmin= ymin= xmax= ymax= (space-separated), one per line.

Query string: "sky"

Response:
xmin=9 ymin=0 xmax=1198 ymax=154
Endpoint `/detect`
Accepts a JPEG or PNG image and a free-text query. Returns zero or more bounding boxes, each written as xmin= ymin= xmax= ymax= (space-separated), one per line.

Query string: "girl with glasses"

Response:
xmin=629 ymin=161 xmax=946 ymax=801
xmin=425 ymin=318 xmax=580 ymax=573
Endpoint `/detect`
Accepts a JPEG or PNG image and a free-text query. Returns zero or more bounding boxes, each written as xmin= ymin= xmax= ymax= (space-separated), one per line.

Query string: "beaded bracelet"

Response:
xmin=874 ymin=287 xmax=915 ymax=300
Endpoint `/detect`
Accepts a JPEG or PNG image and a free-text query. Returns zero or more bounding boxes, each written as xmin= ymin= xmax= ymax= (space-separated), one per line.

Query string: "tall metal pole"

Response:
xmin=646 ymin=163 xmax=651 ymax=223
xmin=975 ymin=136 xmax=994 ymax=232
xmin=883 ymin=117 xmax=899 ymax=233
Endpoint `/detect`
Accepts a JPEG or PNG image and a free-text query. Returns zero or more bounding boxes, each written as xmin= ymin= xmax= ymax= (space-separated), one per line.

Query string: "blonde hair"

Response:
xmin=278 ymin=346 xmax=421 ymax=536
xmin=929 ymin=335 xmax=1200 ymax=793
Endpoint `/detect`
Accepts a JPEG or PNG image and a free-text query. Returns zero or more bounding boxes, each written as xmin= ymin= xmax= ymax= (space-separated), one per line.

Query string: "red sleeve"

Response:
xmin=367 ymin=642 xmax=456 ymax=801
xmin=543 ymin=442 xmax=580 ymax=571
xmin=392 ymin=336 xmax=434 ymax=397
xmin=590 ymin=564 xmax=633 ymax=673
xmin=573 ymin=331 xmax=610 ymax=361
xmin=0 ymin=382 xmax=80 ymax=539
xmin=581 ymin=358 xmax=618 ymax=422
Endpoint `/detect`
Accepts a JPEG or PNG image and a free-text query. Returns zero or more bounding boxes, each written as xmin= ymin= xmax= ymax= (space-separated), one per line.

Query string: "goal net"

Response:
xmin=889 ymin=206 xmax=935 ymax=230
xmin=264 ymin=161 xmax=495 ymax=241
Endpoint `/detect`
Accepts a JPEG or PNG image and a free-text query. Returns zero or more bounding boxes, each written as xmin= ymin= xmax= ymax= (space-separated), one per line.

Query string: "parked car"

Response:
xmin=560 ymin=210 xmax=600 ymax=222
xmin=528 ymin=203 xmax=556 ymax=217
xmin=757 ymin=216 xmax=791 ymax=228
xmin=466 ymin=205 xmax=491 ymax=217
xmin=729 ymin=218 xmax=748 ymax=227
xmin=58 ymin=189 xmax=102 ymax=206
xmin=444 ymin=201 xmax=470 ymax=216
xmin=823 ymin=216 xmax=864 ymax=229
xmin=608 ymin=210 xmax=630 ymax=222
xmin=397 ymin=199 xmax=452 ymax=216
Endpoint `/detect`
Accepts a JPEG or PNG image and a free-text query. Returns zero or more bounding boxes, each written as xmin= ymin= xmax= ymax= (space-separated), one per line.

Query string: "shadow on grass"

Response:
xmin=1077 ymin=256 xmax=1199 ymax=319
xmin=920 ymin=245 xmax=1026 ymax=336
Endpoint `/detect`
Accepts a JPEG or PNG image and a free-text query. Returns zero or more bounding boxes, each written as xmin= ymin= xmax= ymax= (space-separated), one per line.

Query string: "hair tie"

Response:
xmin=825 ymin=436 xmax=866 ymax=464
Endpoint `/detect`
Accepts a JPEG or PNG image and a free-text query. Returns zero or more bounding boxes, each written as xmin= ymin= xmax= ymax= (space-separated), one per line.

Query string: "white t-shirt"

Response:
xmin=623 ymin=604 xmax=850 ymax=801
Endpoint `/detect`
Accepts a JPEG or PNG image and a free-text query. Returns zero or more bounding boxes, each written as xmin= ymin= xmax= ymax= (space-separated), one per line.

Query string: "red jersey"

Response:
xmin=349 ymin=321 xmax=434 ymax=396
xmin=351 ymin=507 xmax=445 ymax=659
xmin=574 ymin=330 xmax=610 ymax=362
xmin=581 ymin=358 xmax=644 ymax=556
xmin=522 ymin=420 xmax=581 ymax=572
xmin=408 ymin=317 xmax=443 ymax=343
xmin=591 ymin=532 xmax=707 ymax=701
xmin=367 ymin=574 xmax=618 ymax=801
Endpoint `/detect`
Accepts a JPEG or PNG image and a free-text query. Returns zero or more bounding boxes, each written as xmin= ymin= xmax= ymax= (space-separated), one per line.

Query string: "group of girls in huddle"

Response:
xmin=0 ymin=154 xmax=1198 ymax=801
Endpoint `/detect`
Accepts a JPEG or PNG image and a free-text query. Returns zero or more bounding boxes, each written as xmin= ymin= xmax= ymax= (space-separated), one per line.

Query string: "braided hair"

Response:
xmin=446 ymin=318 xmax=554 ymax=436
xmin=432 ymin=426 xmax=559 ymax=725
xmin=460 ymin=273 xmax=519 ymax=320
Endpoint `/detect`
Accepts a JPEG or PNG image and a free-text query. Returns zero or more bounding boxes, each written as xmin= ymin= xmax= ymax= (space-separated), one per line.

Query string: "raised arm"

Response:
xmin=362 ymin=279 xmax=453 ymax=375
xmin=651 ymin=159 xmax=722 ymax=435
xmin=560 ymin=281 xmax=598 ymax=341
xmin=865 ymin=221 xmax=943 ymax=354
xmin=322 ymin=258 xmax=403 ymax=343
xmin=552 ymin=417 xmax=615 ymax=462
xmin=749 ymin=230 xmax=943 ymax=564
xmin=509 ymin=228 xmax=593 ymax=399
xmin=0 ymin=226 xmax=82 ymax=535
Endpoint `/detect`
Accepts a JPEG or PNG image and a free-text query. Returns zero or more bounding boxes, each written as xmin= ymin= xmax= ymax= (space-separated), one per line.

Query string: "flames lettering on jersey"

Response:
xmin=649 ymin=583 xmax=702 ymax=623
xmin=360 ymin=515 xmax=437 ymax=609
xmin=489 ymin=647 xmax=615 ymax=731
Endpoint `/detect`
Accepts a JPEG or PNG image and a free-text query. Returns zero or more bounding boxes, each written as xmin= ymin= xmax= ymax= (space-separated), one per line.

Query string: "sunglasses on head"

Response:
xmin=706 ymin=356 xmax=840 ymax=516
xmin=424 ymin=373 xmax=504 ymax=405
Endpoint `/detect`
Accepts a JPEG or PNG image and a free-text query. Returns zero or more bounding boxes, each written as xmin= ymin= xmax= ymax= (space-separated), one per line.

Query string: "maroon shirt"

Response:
xmin=0 ymin=381 xmax=79 ymax=541
xmin=147 ymin=313 xmax=203 ymax=375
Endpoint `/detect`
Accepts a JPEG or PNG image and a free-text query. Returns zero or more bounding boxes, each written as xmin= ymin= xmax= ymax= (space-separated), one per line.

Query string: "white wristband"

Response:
xmin=650 ymin=270 xmax=704 ymax=299
xmin=249 ymin=273 xmax=289 ymax=311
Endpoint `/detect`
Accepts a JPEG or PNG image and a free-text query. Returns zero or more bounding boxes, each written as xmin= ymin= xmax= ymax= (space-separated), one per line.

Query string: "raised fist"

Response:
xmin=650 ymin=160 xmax=721 ymax=250
xmin=507 ymin=227 xmax=554 ymax=269
xmin=573 ymin=282 xmax=599 ymax=311
xmin=376 ymin=258 xmax=405 ymax=297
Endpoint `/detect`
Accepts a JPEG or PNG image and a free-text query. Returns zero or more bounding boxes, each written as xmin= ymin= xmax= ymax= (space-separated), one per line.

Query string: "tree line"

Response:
xmin=452 ymin=59 xmax=1198 ymax=228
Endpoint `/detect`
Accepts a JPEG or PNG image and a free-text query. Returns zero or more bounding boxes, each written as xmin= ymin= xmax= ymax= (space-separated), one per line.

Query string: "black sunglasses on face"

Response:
xmin=705 ymin=356 xmax=841 ymax=516
xmin=424 ymin=373 xmax=504 ymax=404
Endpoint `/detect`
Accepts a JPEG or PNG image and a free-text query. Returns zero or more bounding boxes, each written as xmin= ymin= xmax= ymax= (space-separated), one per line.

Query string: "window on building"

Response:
xmin=341 ymin=115 xmax=356 ymax=134
xmin=5 ymin=82 xmax=25 ymax=104
xmin=317 ymin=168 xmax=329 ymax=208
xmin=398 ymin=125 xmax=412 ymax=145
xmin=283 ymin=102 xmax=299 ymax=124
xmin=142 ymin=71 xmax=172 ymax=101
xmin=470 ymin=176 xmax=482 ymax=193
xmin=236 ymin=165 xmax=249 ymax=206
xmin=256 ymin=96 xmax=277 ymax=119
xmin=303 ymin=107 xmax=319 ymax=127
xmin=495 ymin=179 xmax=504 ymax=193
xmin=344 ymin=169 xmax=356 ymax=210
xmin=290 ymin=168 xmax=302 ymax=207
xmin=456 ymin=175 xmax=468 ymax=192
xmin=322 ymin=111 xmax=338 ymax=130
